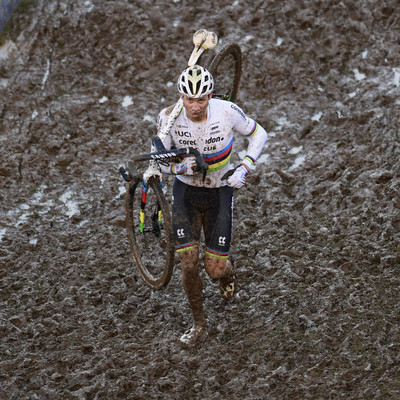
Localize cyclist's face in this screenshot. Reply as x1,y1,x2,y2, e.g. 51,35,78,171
181,94,212,122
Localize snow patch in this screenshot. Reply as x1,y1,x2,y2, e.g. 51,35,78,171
349,90,357,98
244,35,255,42
0,40,18,60
143,114,155,123
289,154,306,171
0,228,6,241
0,78,8,88
288,146,303,155
353,68,366,81
4,186,55,228
41,58,51,90
59,189,80,218
84,1,94,12
257,154,269,164
311,112,322,122
115,184,126,200
393,68,400,87
122,96,133,107
275,115,292,131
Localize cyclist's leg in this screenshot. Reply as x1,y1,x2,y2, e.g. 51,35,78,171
204,253,232,280
172,179,207,338
178,247,206,327
172,178,200,254
203,186,234,280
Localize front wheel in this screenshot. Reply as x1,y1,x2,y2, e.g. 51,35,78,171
208,42,242,103
125,175,175,290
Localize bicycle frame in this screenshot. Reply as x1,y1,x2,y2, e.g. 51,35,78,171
120,141,209,236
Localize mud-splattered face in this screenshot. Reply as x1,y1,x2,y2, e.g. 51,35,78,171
180,93,212,122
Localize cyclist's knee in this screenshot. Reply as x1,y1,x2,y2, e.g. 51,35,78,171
204,254,230,280
178,245,200,272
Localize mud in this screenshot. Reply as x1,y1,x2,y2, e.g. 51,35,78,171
1,0,400,399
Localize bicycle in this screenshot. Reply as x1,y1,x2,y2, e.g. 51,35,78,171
119,30,242,290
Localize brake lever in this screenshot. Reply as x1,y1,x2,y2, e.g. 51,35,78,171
119,166,131,182
187,147,209,181
221,167,236,181
119,161,143,183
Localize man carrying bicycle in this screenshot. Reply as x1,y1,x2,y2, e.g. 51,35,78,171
157,65,268,345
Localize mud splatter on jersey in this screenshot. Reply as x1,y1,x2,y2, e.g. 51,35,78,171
158,98,267,188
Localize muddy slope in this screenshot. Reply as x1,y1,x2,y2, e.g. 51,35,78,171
1,0,400,399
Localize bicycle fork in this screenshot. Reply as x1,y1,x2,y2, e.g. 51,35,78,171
139,180,163,237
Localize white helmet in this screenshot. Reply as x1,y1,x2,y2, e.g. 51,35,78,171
177,65,214,98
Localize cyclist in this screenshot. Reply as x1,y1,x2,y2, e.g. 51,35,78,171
157,65,268,345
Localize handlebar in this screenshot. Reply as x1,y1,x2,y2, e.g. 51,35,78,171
119,142,209,183
150,136,208,173
131,147,208,173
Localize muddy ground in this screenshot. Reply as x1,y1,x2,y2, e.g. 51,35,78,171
1,0,400,399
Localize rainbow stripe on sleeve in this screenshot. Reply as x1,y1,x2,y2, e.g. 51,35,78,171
246,121,258,137
244,155,256,165
203,138,233,173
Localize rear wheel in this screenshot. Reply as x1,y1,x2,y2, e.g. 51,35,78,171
125,175,174,290
208,42,242,103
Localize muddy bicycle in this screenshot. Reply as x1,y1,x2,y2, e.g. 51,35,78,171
120,31,242,290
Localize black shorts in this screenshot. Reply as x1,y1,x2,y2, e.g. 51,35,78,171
172,178,234,259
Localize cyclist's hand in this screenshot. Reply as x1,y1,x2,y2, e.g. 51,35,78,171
171,157,197,175
227,164,249,189
184,157,198,175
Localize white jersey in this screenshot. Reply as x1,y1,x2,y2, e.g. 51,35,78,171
157,98,268,188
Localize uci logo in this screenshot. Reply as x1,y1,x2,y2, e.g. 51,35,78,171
175,130,192,137
177,229,185,238
218,236,226,246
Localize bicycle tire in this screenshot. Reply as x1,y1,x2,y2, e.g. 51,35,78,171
125,175,175,290
207,42,242,103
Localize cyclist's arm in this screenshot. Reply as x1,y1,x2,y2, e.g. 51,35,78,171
230,104,268,171
240,121,268,171
225,112,267,188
